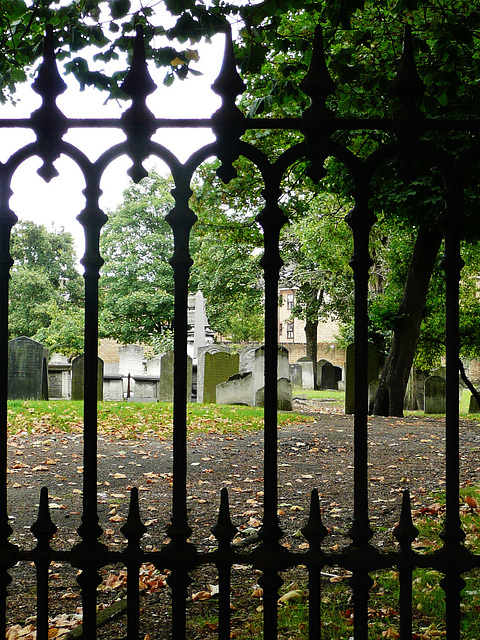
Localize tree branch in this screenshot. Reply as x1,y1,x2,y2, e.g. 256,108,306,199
458,359,480,410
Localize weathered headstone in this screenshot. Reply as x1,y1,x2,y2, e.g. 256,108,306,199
132,375,158,401
344,343,380,414
157,351,193,403
48,353,71,400
8,337,47,400
103,374,124,401
118,345,144,376
255,378,293,411
187,291,215,362
404,369,429,411
145,355,161,377
319,361,342,390
316,359,329,389
424,375,446,414
203,351,239,404
239,345,258,374
289,363,302,389
71,355,104,401
297,357,314,390
104,362,120,375
197,345,230,403
368,379,379,414
469,389,480,413
216,372,253,406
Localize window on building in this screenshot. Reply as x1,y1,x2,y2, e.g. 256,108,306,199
279,323,283,336
287,293,294,310
286,323,294,340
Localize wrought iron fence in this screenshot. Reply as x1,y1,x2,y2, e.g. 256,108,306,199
0,20,478,640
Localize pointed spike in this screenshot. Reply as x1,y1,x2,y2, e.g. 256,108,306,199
300,25,335,104
31,487,57,545
211,488,237,547
32,25,67,99
211,26,246,184
121,487,147,544
301,489,328,546
393,490,419,551
212,25,246,100
300,25,335,185
391,25,425,101
121,25,157,99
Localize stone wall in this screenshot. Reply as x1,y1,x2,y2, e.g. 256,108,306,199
278,342,346,367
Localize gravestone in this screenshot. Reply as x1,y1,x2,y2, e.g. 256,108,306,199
48,353,71,400
319,361,342,390
104,362,119,375
252,346,290,405
216,372,253,406
132,375,158,401
197,345,230,403
8,337,47,400
316,359,329,389
289,364,302,389
187,291,215,362
103,374,124,401
469,390,480,413
157,351,193,403
239,345,258,374
424,375,446,414
404,369,429,411
368,379,379,414
255,378,293,411
146,355,161,377
71,355,104,401
119,345,144,395
203,351,239,404
297,357,314,390
344,343,379,414
118,345,144,376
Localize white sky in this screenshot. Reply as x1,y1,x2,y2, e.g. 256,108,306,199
0,29,225,258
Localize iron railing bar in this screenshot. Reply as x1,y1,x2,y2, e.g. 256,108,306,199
441,197,466,640
2,116,480,132
0,191,16,638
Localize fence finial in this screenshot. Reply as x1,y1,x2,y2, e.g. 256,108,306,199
121,487,147,546
31,486,58,549
211,25,246,184
121,25,157,183
300,25,336,183
301,488,328,547
31,25,68,182
212,488,237,551
391,25,426,181
393,489,419,551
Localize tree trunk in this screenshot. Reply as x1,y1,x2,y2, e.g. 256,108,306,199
305,318,318,389
372,225,443,417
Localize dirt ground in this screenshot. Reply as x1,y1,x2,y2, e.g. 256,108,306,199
5,398,480,638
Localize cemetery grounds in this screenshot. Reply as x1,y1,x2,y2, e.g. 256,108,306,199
4,393,480,640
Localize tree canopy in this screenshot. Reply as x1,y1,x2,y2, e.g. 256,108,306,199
9,220,85,355
3,1,480,413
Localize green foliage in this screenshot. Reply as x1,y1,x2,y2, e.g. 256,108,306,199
190,160,265,343
99,167,265,345
9,221,84,356
99,172,175,345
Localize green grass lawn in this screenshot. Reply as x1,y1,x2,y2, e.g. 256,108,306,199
5,399,313,437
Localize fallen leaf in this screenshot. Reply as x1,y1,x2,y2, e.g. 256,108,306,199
465,495,478,509
278,589,304,604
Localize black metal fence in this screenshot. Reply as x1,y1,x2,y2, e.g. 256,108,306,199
0,22,478,640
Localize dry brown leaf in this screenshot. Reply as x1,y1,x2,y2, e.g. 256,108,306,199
278,589,304,604
382,629,400,639
465,495,478,509
251,586,263,598
192,591,211,601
